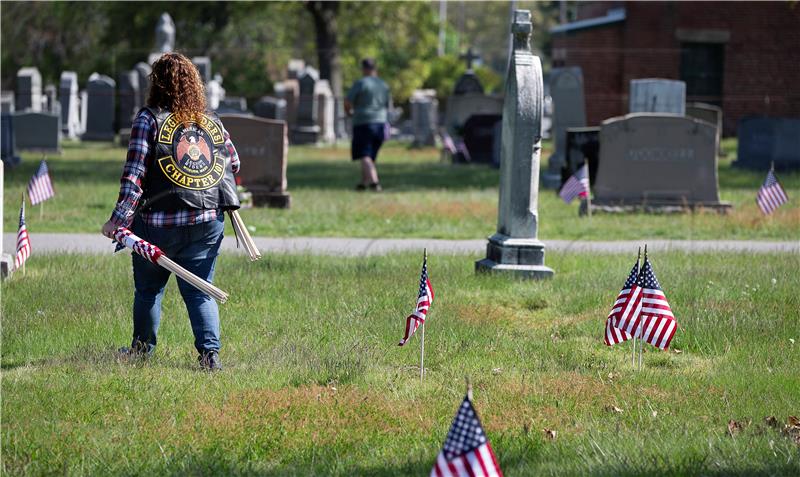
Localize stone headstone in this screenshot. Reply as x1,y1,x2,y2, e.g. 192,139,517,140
409,89,438,147
274,79,299,131
0,160,10,279
134,62,152,100
544,67,587,188
59,71,81,138
462,114,502,164
192,56,212,83
593,113,729,209
293,67,321,144
453,73,484,96
79,90,88,135
216,96,247,114
315,79,336,144
287,59,305,80
13,111,61,151
218,114,290,208
206,74,225,111
734,117,800,172
82,73,116,141
475,10,554,279
629,79,686,115
686,102,724,156
564,126,600,186
117,70,141,130
1,113,20,166
253,96,287,120
16,67,42,112
155,12,175,53
444,93,503,137
43,84,59,114
1,91,15,114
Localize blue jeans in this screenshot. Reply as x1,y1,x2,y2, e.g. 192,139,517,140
130,215,224,355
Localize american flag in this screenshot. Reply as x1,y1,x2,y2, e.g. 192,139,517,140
27,159,55,205
756,169,788,215
604,258,639,346
113,227,164,264
14,200,31,270
610,258,644,339
634,257,677,350
399,252,434,346
559,162,589,204
431,395,503,477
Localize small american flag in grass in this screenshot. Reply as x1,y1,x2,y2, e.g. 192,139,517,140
559,162,589,204
756,169,788,215
635,257,677,350
431,395,503,477
399,252,434,346
604,258,639,346
27,159,55,205
15,199,31,270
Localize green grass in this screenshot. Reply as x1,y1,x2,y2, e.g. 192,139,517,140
2,139,798,240
2,251,799,475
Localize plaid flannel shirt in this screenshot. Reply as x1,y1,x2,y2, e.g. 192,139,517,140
109,109,240,228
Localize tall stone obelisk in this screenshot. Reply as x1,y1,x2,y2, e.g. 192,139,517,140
475,10,554,279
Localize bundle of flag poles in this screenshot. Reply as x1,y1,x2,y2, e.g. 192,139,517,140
113,227,229,303
228,210,261,261
604,245,676,369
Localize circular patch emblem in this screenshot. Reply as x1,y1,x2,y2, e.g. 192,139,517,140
156,119,226,191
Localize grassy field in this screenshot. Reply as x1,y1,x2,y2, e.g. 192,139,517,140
2,251,799,475
2,139,798,240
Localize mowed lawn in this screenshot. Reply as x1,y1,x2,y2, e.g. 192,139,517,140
2,139,798,240
2,251,799,475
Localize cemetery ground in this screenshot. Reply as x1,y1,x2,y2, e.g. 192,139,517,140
2,138,798,241
2,250,799,476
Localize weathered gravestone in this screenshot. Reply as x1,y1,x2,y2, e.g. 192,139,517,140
0,160,10,279
206,74,225,111
315,79,336,144
117,70,141,130
274,79,299,132
16,67,42,112
253,96,287,121
192,56,212,83
148,13,175,64
544,67,587,188
629,79,685,115
444,94,503,137
292,67,321,144
287,59,305,80
219,114,290,208
463,114,502,165
564,126,599,185
475,10,554,279
43,84,59,115
13,111,61,152
217,97,247,114
686,102,723,156
409,89,438,147
734,117,800,172
79,90,88,136
59,71,81,138
454,48,485,95
82,73,116,141
134,62,152,100
593,114,730,210
1,113,20,166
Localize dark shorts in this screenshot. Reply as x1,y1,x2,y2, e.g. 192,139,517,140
351,123,386,161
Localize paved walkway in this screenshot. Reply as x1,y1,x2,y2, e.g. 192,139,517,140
3,233,798,256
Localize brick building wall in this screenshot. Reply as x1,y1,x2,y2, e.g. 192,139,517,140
551,1,800,135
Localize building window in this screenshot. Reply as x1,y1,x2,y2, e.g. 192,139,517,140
680,42,725,105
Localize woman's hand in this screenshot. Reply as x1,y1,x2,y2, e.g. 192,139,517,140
101,220,119,239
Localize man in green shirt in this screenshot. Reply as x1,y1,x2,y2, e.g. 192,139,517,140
345,58,391,191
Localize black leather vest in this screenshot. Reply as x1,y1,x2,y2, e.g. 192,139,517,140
142,107,240,212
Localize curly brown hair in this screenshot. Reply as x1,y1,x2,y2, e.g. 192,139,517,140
147,53,206,121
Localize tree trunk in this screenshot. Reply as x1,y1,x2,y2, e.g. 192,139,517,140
306,1,346,138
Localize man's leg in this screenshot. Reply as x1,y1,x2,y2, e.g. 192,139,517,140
361,156,379,185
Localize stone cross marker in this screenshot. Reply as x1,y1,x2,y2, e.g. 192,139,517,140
476,10,554,279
